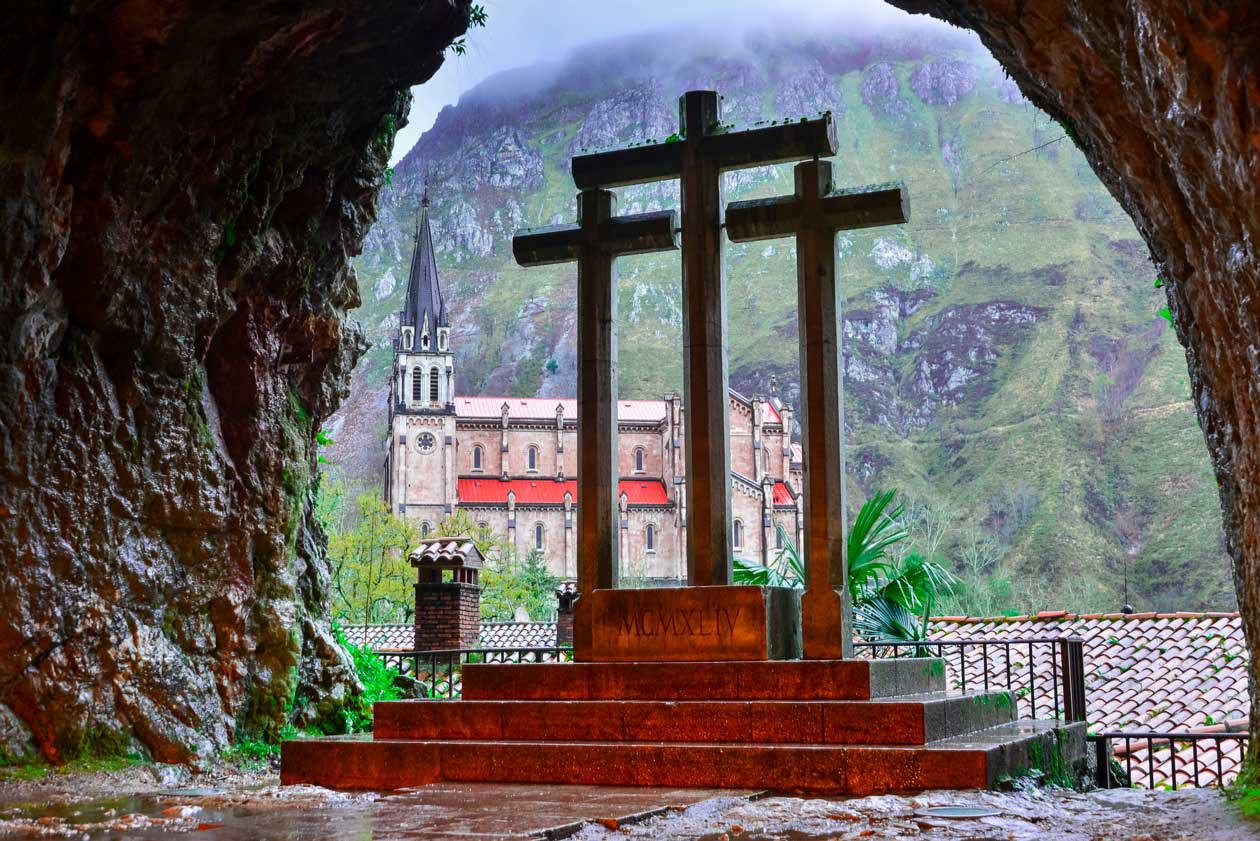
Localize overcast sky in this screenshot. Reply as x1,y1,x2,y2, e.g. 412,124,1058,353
392,0,932,163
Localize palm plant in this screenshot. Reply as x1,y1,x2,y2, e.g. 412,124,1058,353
733,489,954,644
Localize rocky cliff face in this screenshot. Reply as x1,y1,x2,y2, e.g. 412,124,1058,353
890,0,1260,780
0,0,468,763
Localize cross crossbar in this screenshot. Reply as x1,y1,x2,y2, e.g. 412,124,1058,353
725,182,908,241
572,119,836,189
513,210,679,265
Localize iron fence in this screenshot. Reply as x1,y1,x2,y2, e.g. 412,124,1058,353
854,637,1088,723
1089,730,1251,790
378,646,573,699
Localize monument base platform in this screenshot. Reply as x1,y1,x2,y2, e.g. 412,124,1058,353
281,658,1086,794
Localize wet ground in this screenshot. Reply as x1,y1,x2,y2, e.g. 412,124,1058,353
0,763,1254,839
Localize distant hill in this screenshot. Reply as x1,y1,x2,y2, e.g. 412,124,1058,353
326,19,1235,612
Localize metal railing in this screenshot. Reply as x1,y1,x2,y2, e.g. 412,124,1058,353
854,637,1088,723
1089,730,1251,790
378,646,574,699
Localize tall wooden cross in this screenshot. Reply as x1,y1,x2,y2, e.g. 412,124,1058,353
512,191,678,635
572,90,836,586
727,160,909,658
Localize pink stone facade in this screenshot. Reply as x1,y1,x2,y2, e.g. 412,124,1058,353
385,391,803,582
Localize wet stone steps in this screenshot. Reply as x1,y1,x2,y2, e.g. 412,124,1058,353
281,721,1086,793
374,691,1019,746
460,657,945,701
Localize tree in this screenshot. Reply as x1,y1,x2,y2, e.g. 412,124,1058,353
733,489,954,643
328,493,417,637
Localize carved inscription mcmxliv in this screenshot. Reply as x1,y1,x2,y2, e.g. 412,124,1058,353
581,585,801,662
618,605,742,639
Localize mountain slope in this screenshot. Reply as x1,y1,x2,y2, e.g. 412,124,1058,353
327,21,1235,612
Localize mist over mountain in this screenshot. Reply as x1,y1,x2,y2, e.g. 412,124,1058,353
326,19,1235,613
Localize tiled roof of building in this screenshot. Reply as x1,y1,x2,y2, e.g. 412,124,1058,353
772,481,794,506
479,621,557,649
454,393,784,425
928,611,1249,789
457,478,670,506
454,397,667,423
344,622,557,652
408,538,483,567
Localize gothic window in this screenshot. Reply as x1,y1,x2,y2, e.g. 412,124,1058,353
534,523,545,551
438,331,447,351
429,368,440,401
634,447,645,473
527,445,539,472
472,445,483,471
402,328,413,350
646,524,656,553
411,367,423,401
421,333,430,350
420,521,431,537
775,526,783,550
733,519,744,550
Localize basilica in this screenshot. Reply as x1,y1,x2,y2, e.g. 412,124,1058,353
384,195,803,581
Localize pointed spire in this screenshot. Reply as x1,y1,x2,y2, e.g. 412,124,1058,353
402,169,446,332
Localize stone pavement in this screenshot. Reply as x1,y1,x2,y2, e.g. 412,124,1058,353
1,771,1255,839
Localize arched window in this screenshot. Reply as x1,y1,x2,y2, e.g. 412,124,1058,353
534,523,545,551
438,331,447,351
429,368,440,402
411,366,423,401
420,521,431,537
775,526,783,550
472,445,483,471
527,445,539,472
634,447,645,473
733,519,744,550
646,524,656,553
421,332,430,350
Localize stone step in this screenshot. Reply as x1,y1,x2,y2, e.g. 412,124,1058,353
461,657,944,702
280,721,1086,794
373,691,1018,746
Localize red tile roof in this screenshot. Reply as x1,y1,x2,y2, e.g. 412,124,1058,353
457,478,670,506
455,397,668,423
349,622,557,652
771,481,794,506
454,394,784,425
928,611,1249,788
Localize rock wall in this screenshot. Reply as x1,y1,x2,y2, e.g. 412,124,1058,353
0,0,469,762
889,0,1260,771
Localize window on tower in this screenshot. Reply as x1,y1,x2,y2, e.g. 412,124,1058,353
472,445,483,471
420,521,431,537
429,368,439,401
438,331,447,351
411,367,423,402
733,519,744,550
421,333,430,350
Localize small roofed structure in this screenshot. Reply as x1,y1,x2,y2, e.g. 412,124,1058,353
409,537,484,585
409,537,485,650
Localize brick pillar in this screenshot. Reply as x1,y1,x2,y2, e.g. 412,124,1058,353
413,581,481,651
555,583,578,647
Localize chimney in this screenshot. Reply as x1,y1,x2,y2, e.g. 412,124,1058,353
555,582,578,647
410,538,485,651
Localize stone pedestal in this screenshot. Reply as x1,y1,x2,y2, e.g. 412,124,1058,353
413,582,481,651
575,585,800,662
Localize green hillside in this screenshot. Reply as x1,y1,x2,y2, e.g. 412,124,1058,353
326,24,1236,613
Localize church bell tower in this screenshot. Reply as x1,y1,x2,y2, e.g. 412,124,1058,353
385,184,456,530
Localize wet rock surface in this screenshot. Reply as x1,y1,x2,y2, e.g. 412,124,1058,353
889,0,1260,777
0,774,1252,840
0,0,468,761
